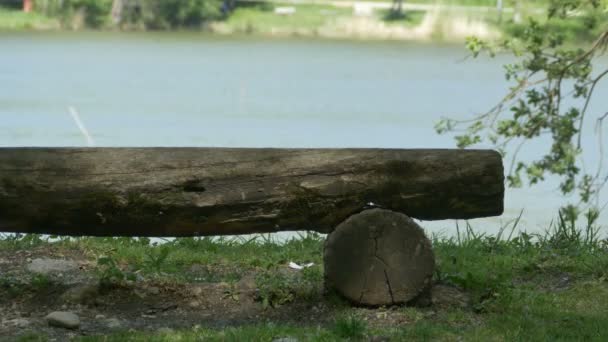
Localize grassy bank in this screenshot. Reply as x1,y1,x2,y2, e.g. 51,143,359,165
0,7,58,30
215,2,607,42
214,3,353,35
211,2,500,41
207,4,502,42
1,215,607,341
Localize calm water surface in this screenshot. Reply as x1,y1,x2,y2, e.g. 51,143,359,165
1,32,606,236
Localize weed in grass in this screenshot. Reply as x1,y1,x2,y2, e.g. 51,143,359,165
0,233,47,249
541,206,602,251
396,320,457,340
95,253,135,287
222,282,241,302
30,273,52,290
1,276,24,298
295,265,323,301
332,314,367,340
144,244,172,274
15,332,48,342
400,306,426,323
255,270,295,309
172,236,219,251
1,273,53,299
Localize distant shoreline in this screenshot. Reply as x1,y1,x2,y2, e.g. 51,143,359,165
209,5,502,42
0,3,506,43
0,2,600,44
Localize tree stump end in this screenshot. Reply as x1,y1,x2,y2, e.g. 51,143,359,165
324,208,435,306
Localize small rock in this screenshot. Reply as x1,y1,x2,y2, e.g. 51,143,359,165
27,258,78,275
555,274,571,290
188,300,201,308
95,314,106,320
432,285,470,309
191,286,203,297
45,311,80,330
375,311,388,319
147,286,160,295
188,264,206,273
215,282,230,291
4,318,30,328
133,289,147,299
273,338,298,342
61,284,99,304
237,273,256,291
106,318,122,329
157,327,174,334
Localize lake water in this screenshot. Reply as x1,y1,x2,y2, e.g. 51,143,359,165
1,32,606,238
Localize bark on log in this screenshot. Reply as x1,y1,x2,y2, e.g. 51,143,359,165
324,209,435,306
0,148,504,236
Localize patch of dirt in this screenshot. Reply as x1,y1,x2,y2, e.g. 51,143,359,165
515,270,575,293
1,246,471,340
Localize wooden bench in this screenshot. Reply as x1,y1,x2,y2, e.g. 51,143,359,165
0,147,504,306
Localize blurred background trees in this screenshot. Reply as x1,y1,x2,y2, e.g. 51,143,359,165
30,0,228,29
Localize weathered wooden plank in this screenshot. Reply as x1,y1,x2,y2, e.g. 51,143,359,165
0,148,504,236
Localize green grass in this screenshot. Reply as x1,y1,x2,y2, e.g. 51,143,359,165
405,0,508,6
312,0,542,6
331,314,367,339
0,8,59,30
72,324,347,341
222,3,353,34
2,209,608,341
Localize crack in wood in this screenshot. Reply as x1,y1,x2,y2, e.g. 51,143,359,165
383,269,395,304
359,268,369,303
373,229,395,304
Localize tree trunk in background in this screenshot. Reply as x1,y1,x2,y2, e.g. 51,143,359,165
391,0,404,15
111,0,123,24
513,0,522,23
23,0,33,12
0,148,504,237
496,0,503,23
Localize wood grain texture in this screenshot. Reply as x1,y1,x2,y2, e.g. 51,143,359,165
324,209,435,306
0,148,504,236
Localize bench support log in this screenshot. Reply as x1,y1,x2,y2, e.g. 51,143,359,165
324,209,435,306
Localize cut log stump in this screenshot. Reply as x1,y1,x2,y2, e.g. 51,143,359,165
324,208,435,306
